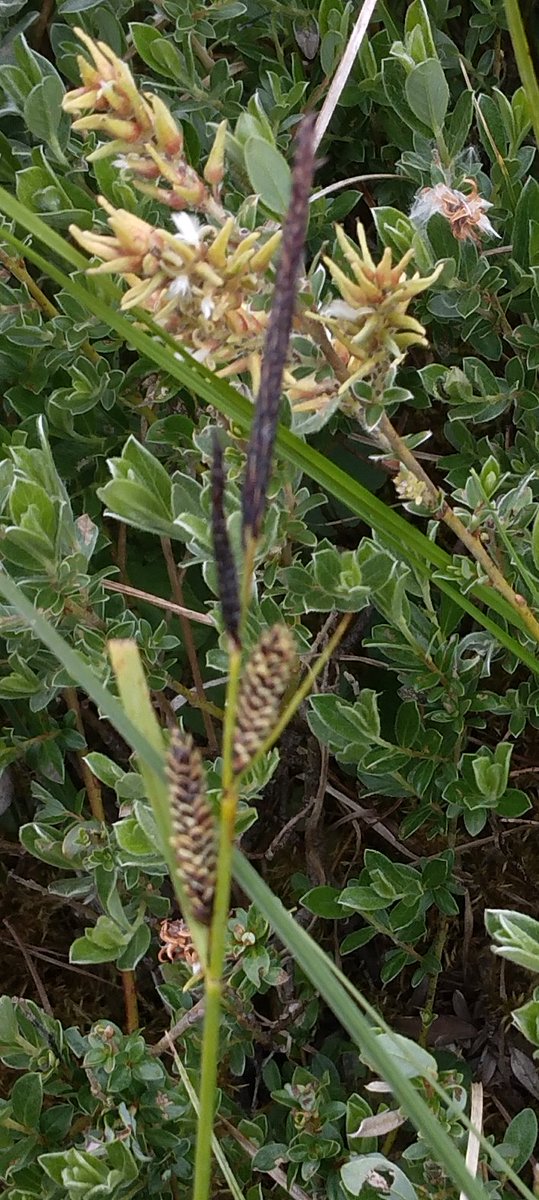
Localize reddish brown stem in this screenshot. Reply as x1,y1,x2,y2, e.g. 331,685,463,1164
64,687,105,821
121,970,139,1032
102,578,214,625
161,537,218,753
313,326,539,647
117,521,128,584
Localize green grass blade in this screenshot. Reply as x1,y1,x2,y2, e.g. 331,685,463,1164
0,566,501,1200
234,851,537,1200
504,0,539,148
233,852,490,1200
173,1054,246,1200
0,188,537,671
0,569,162,776
108,639,209,965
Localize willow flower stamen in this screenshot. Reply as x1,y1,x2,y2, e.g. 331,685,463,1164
308,220,443,395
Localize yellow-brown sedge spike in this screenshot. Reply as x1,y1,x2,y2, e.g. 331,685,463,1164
167,731,216,926
233,625,296,774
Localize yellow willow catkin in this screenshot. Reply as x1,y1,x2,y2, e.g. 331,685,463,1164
167,731,216,925
233,625,296,774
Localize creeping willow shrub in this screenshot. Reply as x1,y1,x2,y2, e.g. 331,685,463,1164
2,4,539,1200
63,28,442,424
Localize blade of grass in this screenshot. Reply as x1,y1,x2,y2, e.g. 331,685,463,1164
108,639,209,967
0,196,519,575
0,566,533,1200
4,186,445,562
0,189,538,670
0,570,162,776
325,941,537,1199
171,1046,246,1200
504,0,539,149
232,850,490,1200
233,851,538,1200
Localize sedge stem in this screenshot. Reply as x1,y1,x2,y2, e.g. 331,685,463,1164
193,637,242,1200
194,533,259,1199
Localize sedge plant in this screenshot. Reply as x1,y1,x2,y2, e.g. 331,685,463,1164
2,4,539,1200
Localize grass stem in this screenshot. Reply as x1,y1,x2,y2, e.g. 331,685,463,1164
504,0,539,150
193,641,242,1200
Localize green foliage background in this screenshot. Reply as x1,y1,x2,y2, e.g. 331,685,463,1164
1,1,539,1198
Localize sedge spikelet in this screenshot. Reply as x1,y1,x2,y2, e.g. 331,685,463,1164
233,624,296,774
167,730,216,925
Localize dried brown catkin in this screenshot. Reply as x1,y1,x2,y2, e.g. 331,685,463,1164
233,624,296,774
167,730,216,925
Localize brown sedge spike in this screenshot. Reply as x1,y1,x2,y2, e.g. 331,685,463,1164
211,432,241,645
167,730,216,926
241,114,317,544
232,624,296,774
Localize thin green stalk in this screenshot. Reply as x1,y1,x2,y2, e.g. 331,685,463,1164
194,105,316,1185
194,534,261,1198
504,0,539,150
193,638,243,1200
193,973,223,1200
172,1048,245,1200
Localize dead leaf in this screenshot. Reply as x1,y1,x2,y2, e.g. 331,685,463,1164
351,1109,407,1139
509,1046,539,1099
294,23,320,60
396,1015,477,1045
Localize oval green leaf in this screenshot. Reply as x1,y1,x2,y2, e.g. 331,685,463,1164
244,136,291,215
405,59,449,132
